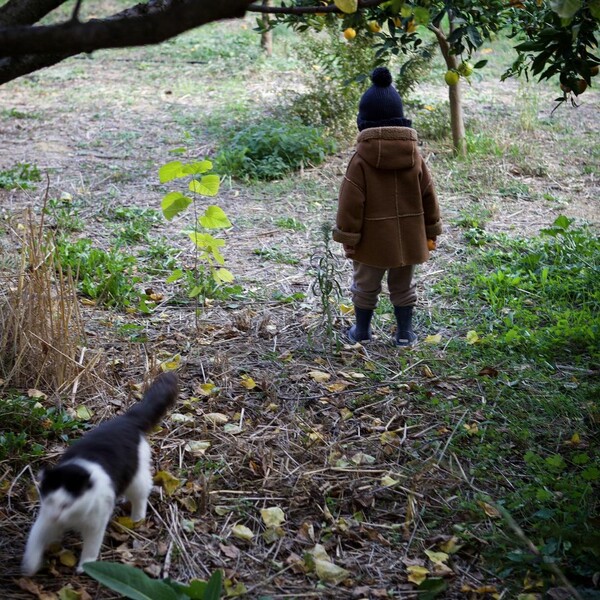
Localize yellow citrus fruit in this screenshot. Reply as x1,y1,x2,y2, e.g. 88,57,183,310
343,27,356,40
458,61,474,77
368,21,382,33
427,239,437,251
444,70,460,86
590,65,599,76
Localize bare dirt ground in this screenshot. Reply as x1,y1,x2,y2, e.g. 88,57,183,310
0,19,598,600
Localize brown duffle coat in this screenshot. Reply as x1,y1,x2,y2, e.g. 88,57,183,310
332,127,442,268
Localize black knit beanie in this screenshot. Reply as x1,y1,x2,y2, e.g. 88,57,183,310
357,67,412,131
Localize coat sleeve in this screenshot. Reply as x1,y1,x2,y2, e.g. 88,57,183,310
420,159,442,238
332,157,365,247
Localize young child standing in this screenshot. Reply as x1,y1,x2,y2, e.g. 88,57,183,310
333,67,442,346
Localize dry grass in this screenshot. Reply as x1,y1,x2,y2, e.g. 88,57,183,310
0,203,104,401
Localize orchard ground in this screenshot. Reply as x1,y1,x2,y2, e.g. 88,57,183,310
0,11,598,600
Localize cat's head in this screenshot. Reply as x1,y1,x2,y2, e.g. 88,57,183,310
39,463,94,523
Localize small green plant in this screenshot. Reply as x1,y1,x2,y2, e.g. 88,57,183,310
253,246,300,265
310,223,344,345
43,195,84,232
55,238,141,309
275,217,306,231
0,163,41,190
111,206,161,245
214,120,335,181
83,561,223,600
159,159,234,306
0,394,84,464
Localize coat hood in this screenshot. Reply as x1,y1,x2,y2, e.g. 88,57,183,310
355,126,418,170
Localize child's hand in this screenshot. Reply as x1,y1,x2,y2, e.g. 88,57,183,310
343,244,356,257
427,239,437,251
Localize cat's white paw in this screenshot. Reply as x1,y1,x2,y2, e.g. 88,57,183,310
21,555,42,577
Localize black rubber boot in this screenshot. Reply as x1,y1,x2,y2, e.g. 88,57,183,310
347,306,373,343
394,305,417,347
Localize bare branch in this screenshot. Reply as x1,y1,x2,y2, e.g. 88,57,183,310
0,0,254,57
0,0,68,27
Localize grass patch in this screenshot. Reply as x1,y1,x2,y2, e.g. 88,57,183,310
55,238,141,309
0,163,41,190
214,119,336,181
427,215,600,592
0,393,85,465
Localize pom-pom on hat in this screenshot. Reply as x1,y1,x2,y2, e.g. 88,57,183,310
357,67,412,131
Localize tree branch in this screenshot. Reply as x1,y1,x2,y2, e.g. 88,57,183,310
0,0,68,27
0,0,254,57
248,0,385,13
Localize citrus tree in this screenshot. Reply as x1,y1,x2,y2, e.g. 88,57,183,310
254,0,600,155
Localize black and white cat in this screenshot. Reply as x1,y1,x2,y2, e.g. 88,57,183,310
22,371,178,576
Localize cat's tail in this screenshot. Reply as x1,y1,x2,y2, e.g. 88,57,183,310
126,372,179,432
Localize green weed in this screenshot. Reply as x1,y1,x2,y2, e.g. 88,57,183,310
275,217,306,231
0,393,85,465
253,246,299,265
428,215,600,590
43,196,84,232
55,238,141,308
0,163,41,190
215,119,336,181
111,206,161,245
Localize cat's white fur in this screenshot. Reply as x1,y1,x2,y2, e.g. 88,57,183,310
22,437,152,576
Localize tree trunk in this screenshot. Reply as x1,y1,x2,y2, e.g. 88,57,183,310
429,20,467,157
447,57,467,157
260,0,272,56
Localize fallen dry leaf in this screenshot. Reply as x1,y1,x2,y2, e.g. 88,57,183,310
153,470,181,496
308,370,331,383
231,524,254,542
240,374,257,390
260,506,286,528
478,500,502,519
58,549,77,568
204,412,229,426
185,440,211,456
406,564,429,585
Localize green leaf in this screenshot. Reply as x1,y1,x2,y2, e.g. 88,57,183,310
166,268,185,284
189,174,220,197
205,570,223,600
199,206,232,229
175,578,208,600
545,454,566,471
417,577,448,599
189,285,203,298
159,161,185,183
549,0,582,19
553,215,572,230
182,160,213,176
82,562,180,600
413,6,430,25
213,268,234,284
334,0,357,14
473,60,488,69
161,192,193,221
581,466,600,481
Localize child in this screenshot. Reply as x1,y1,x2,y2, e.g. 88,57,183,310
333,67,442,346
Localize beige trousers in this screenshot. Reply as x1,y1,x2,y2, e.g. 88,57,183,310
351,262,416,310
